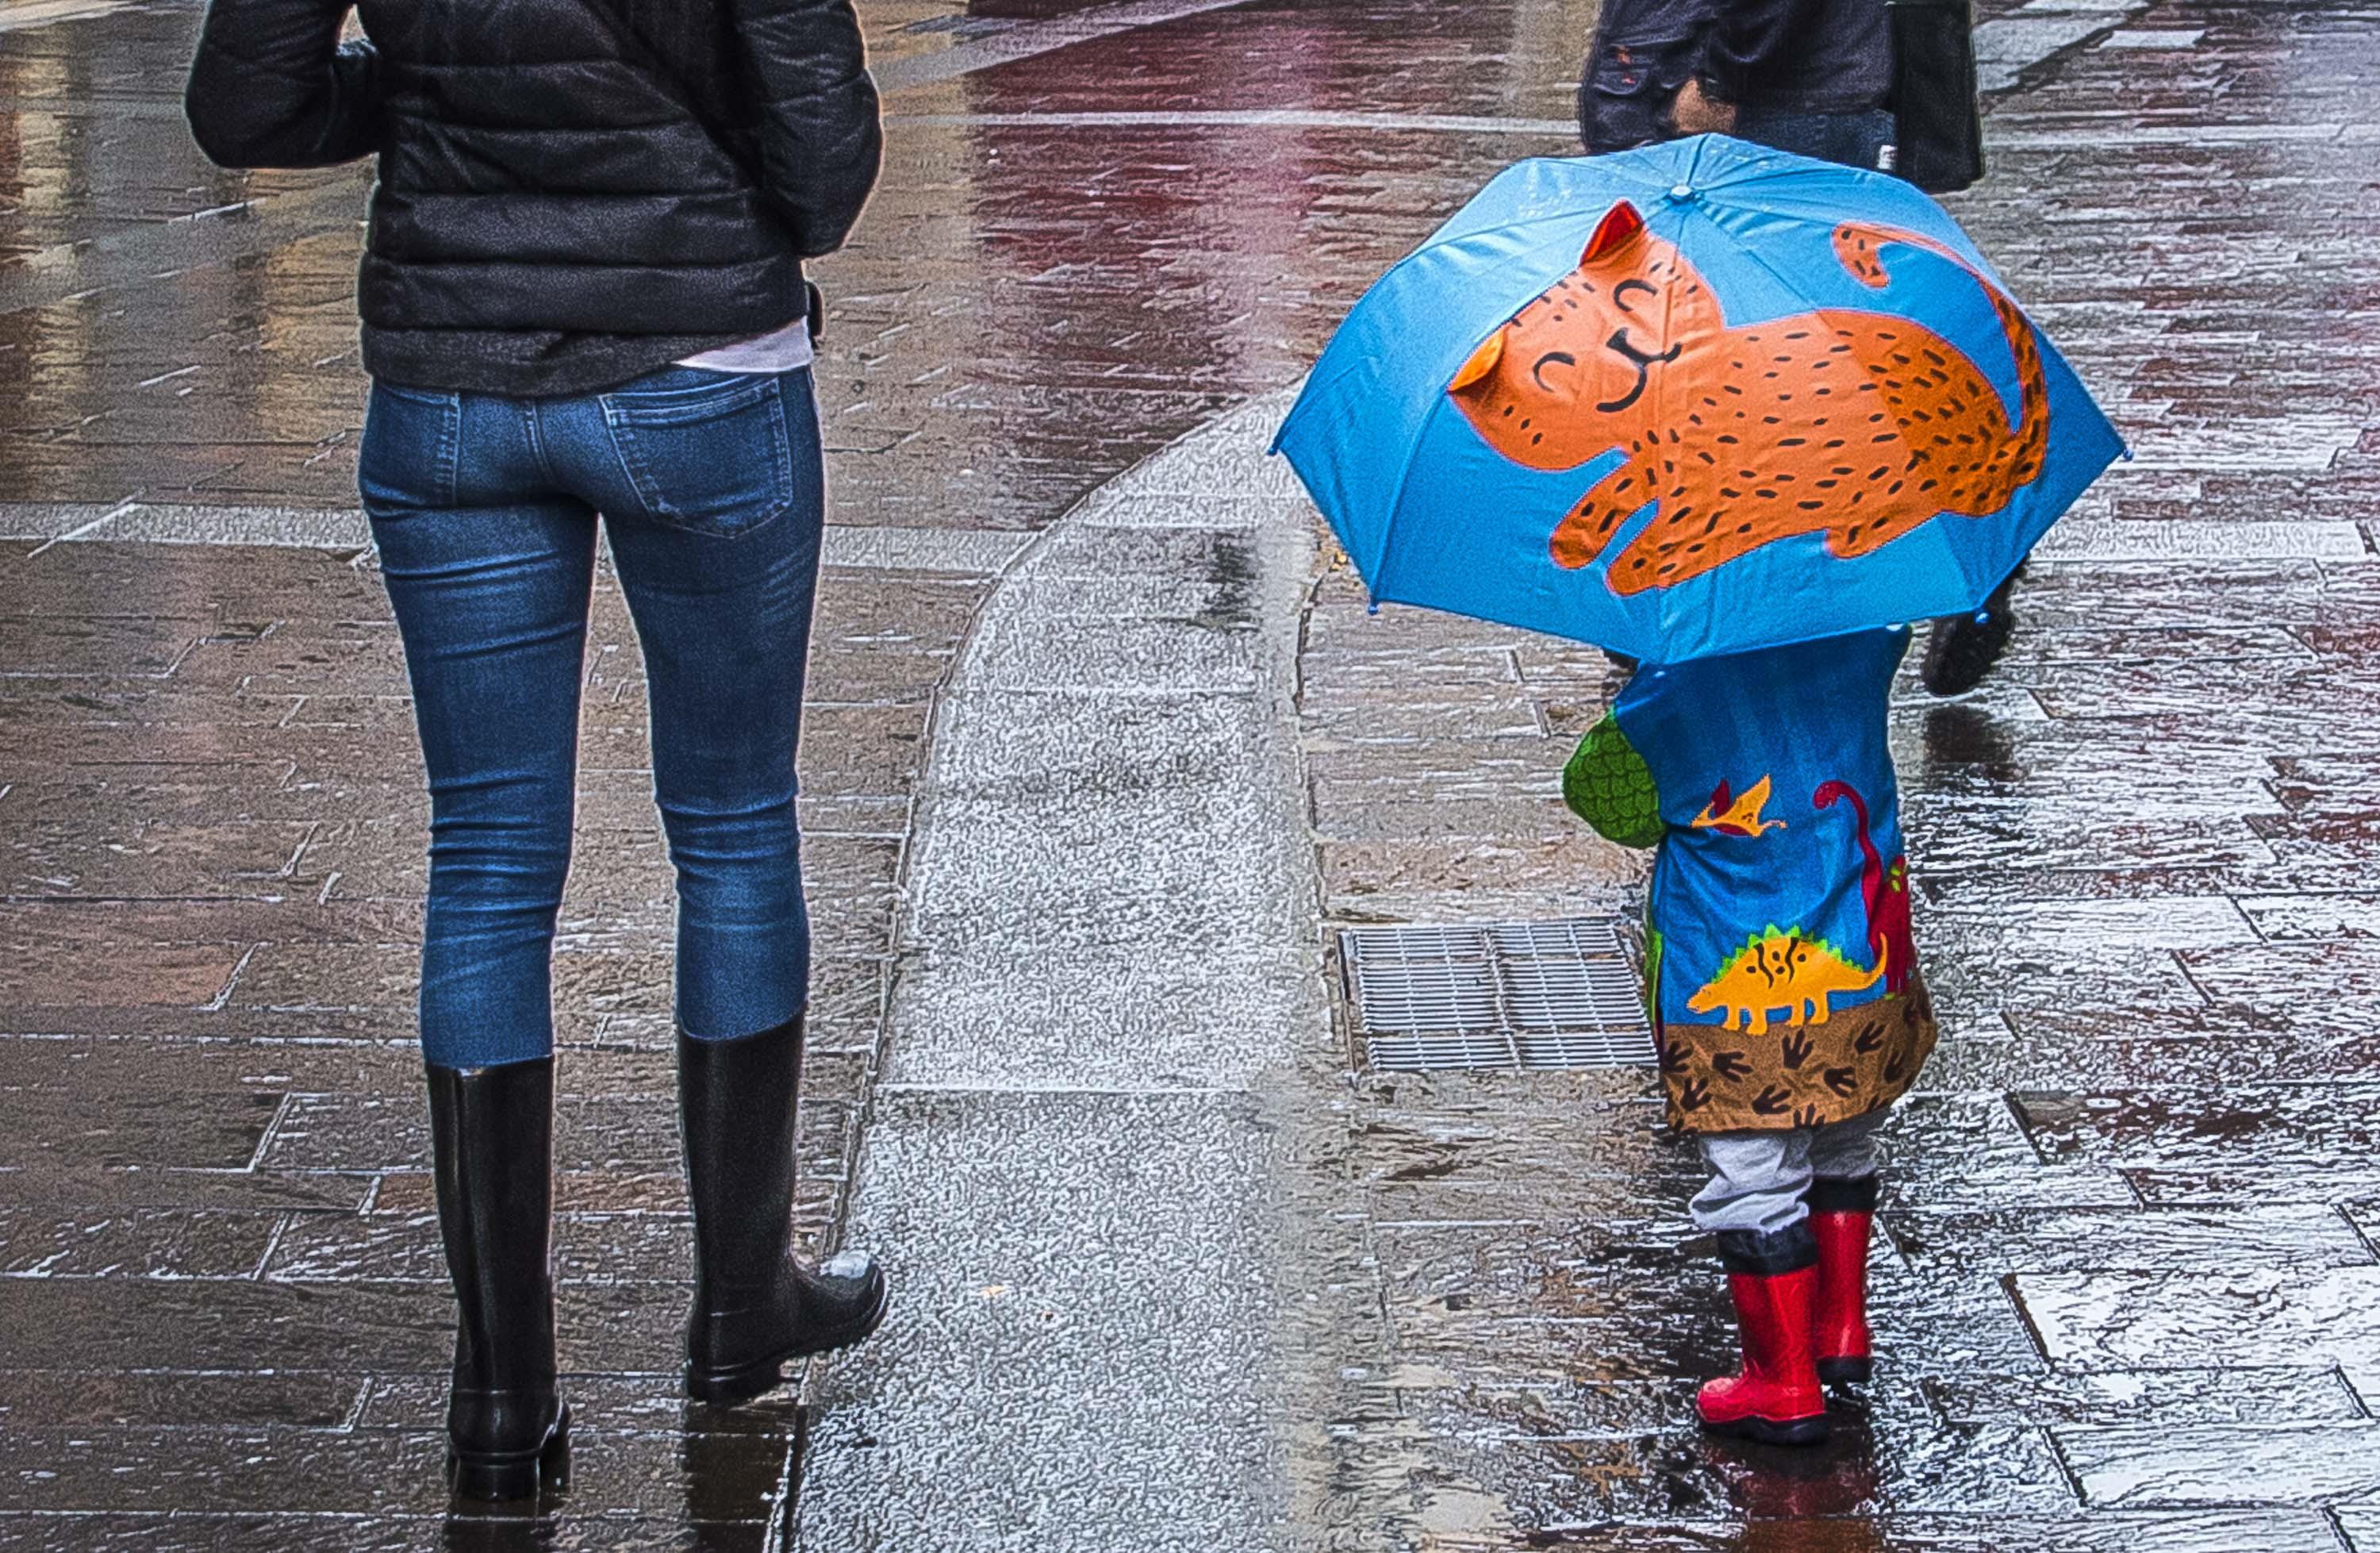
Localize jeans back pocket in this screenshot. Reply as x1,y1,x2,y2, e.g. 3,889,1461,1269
360,382,463,516
600,373,797,539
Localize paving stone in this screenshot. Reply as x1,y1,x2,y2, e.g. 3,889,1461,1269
1888,1205,2370,1274
2014,1265,2380,1373
1422,1405,2081,1527
2123,1163,2380,1209
0,1206,280,1278
792,1087,1292,1552
0,1090,283,1171
1320,832,1642,919
0,1369,368,1431
0,1422,789,1518
2053,1420,2380,1509
2011,1086,2380,1169
0,1517,774,1552
0,1278,455,1373
2334,1506,2380,1553
1925,1366,2367,1430
1430,1513,2350,1551
1930,1027,2380,1094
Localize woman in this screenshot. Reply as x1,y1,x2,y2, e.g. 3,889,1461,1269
186,0,889,1501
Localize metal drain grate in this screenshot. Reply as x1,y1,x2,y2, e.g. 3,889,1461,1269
1341,918,1656,1072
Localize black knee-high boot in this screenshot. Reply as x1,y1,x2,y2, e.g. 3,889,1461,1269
428,1059,570,1499
678,1017,889,1405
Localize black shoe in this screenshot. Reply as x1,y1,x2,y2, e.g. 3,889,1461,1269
427,1059,571,1501
1922,571,2021,697
678,1017,890,1405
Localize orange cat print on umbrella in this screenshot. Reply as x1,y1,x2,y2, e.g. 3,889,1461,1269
1447,200,2049,593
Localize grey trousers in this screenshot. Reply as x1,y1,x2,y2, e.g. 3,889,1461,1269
1691,1109,1889,1236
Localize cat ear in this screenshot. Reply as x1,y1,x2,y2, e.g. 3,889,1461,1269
1582,200,1646,264
1449,329,1504,392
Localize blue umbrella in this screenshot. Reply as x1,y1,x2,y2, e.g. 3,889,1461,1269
1273,135,2124,663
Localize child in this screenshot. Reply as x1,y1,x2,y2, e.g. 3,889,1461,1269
1564,625,1937,1447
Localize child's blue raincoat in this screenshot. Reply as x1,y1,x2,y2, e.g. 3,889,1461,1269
1567,628,1937,1132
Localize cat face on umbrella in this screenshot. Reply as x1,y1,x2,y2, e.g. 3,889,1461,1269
1449,202,1723,467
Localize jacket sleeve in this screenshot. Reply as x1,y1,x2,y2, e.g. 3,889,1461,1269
186,0,379,169
1564,715,1668,849
1695,0,1821,102
733,0,884,257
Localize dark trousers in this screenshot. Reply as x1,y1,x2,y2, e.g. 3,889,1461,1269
1735,106,1898,173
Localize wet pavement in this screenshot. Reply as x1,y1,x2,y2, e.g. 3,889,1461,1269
4,0,2380,1546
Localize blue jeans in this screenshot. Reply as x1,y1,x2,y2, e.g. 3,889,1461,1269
360,365,824,1069
1735,107,1897,174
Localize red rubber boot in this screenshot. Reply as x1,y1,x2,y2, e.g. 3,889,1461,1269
1807,1175,1878,1386
1697,1225,1829,1447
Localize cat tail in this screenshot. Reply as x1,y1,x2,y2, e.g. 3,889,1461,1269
1832,224,2050,483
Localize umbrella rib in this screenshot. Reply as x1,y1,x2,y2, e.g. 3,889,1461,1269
1367,381,1447,593
1403,163,1691,269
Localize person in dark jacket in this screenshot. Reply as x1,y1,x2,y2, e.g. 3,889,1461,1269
1579,0,1892,167
187,0,889,1501
1577,0,2020,694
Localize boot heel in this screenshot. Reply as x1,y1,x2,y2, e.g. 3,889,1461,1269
789,1261,892,1359
1709,1411,1831,1447
447,1406,570,1501
688,1356,785,1406
1818,1354,1872,1386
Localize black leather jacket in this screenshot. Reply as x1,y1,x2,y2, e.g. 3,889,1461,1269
1580,0,1891,152
186,0,881,395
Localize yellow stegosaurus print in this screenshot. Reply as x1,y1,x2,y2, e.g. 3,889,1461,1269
1685,926,1887,1036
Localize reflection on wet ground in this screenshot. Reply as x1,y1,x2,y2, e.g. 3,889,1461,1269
3,0,2380,1544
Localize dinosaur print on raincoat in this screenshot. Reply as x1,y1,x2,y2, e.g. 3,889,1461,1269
1686,927,1887,1036
1691,774,1786,836
1446,201,2049,594
1815,778,1914,994
1561,631,1937,1133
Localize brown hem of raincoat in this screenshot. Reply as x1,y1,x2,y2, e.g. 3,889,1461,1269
1658,972,1939,1133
